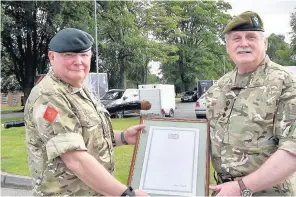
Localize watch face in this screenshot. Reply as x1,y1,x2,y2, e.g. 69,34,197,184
241,189,253,197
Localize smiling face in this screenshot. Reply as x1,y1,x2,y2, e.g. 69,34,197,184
226,31,267,73
48,51,92,87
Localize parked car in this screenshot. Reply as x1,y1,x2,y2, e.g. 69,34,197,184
195,94,206,118
181,91,198,102
100,89,139,118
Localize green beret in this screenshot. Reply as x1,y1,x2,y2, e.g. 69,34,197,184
49,28,94,53
223,11,264,34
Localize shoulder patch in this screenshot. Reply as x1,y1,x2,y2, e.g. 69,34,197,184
43,105,58,123
292,105,296,115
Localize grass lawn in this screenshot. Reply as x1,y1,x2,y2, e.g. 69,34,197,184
1,106,23,114
111,117,140,130
1,116,215,185
1,126,29,176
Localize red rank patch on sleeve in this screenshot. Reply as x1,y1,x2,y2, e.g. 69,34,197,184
43,106,58,123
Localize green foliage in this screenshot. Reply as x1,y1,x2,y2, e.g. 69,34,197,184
267,33,296,66
146,1,232,92
95,1,177,89
2,1,233,96
1,1,93,102
291,10,296,53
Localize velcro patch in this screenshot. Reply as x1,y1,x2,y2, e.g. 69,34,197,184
292,105,296,115
43,106,58,123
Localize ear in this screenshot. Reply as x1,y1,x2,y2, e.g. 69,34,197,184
264,38,268,51
226,43,230,54
48,51,55,65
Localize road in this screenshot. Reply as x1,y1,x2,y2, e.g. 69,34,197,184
175,101,196,119
1,101,197,120
1,187,32,196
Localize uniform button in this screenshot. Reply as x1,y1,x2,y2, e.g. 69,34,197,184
224,107,228,111
223,113,226,117
226,100,230,106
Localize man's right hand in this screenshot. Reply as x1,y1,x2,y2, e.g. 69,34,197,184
135,189,150,196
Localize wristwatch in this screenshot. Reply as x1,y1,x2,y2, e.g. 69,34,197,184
120,131,129,145
238,179,253,197
121,186,136,196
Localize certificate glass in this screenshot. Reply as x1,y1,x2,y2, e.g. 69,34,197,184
128,117,210,196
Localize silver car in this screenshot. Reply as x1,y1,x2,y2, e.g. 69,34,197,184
195,94,206,118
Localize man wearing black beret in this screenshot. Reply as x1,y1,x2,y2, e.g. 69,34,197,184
24,28,149,196
205,11,296,196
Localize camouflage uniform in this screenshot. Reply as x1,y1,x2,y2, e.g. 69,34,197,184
205,55,296,196
24,70,116,196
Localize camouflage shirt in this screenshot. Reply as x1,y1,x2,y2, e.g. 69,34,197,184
24,70,116,196
205,56,296,196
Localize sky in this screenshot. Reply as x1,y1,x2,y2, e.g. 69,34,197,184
149,0,296,76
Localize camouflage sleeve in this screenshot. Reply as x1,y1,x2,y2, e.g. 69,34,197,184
32,94,87,160
274,76,296,155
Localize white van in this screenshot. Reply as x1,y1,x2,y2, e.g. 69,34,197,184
139,84,175,117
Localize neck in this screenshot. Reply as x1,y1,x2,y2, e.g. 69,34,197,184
52,69,84,87
237,55,265,74
237,65,258,74
68,80,83,88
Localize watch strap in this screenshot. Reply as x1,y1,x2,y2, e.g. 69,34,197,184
121,131,128,145
121,186,135,196
238,179,247,191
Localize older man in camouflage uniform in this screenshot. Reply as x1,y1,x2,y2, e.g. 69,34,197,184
24,28,149,196
205,11,296,196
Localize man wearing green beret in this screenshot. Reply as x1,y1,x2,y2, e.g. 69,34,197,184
24,28,149,196
205,11,296,196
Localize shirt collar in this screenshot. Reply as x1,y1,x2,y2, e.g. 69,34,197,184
48,69,84,94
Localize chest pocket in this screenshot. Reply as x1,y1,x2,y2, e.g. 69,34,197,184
75,102,104,149
224,86,278,147
246,86,278,121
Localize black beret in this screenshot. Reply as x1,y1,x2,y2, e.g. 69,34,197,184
49,28,94,53
223,11,264,34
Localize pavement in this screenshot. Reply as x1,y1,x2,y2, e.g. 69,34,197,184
1,187,32,196
1,172,32,190
1,112,24,119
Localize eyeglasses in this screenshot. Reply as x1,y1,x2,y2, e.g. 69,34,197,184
60,52,91,59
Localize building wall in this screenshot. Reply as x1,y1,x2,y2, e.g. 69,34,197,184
1,92,24,107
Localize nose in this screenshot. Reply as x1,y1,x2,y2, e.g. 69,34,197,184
239,37,248,46
73,54,83,64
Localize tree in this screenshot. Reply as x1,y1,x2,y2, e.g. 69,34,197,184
267,33,296,66
95,1,175,89
1,1,94,104
290,8,296,53
146,1,232,91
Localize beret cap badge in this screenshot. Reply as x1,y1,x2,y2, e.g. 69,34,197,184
223,11,264,34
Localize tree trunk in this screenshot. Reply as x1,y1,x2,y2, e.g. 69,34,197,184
177,50,189,91
23,87,33,107
143,57,149,84
119,57,126,89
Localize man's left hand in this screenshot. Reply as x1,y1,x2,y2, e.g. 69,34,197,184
209,181,241,196
124,124,145,145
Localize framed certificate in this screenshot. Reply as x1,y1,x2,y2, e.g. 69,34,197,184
128,117,210,196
